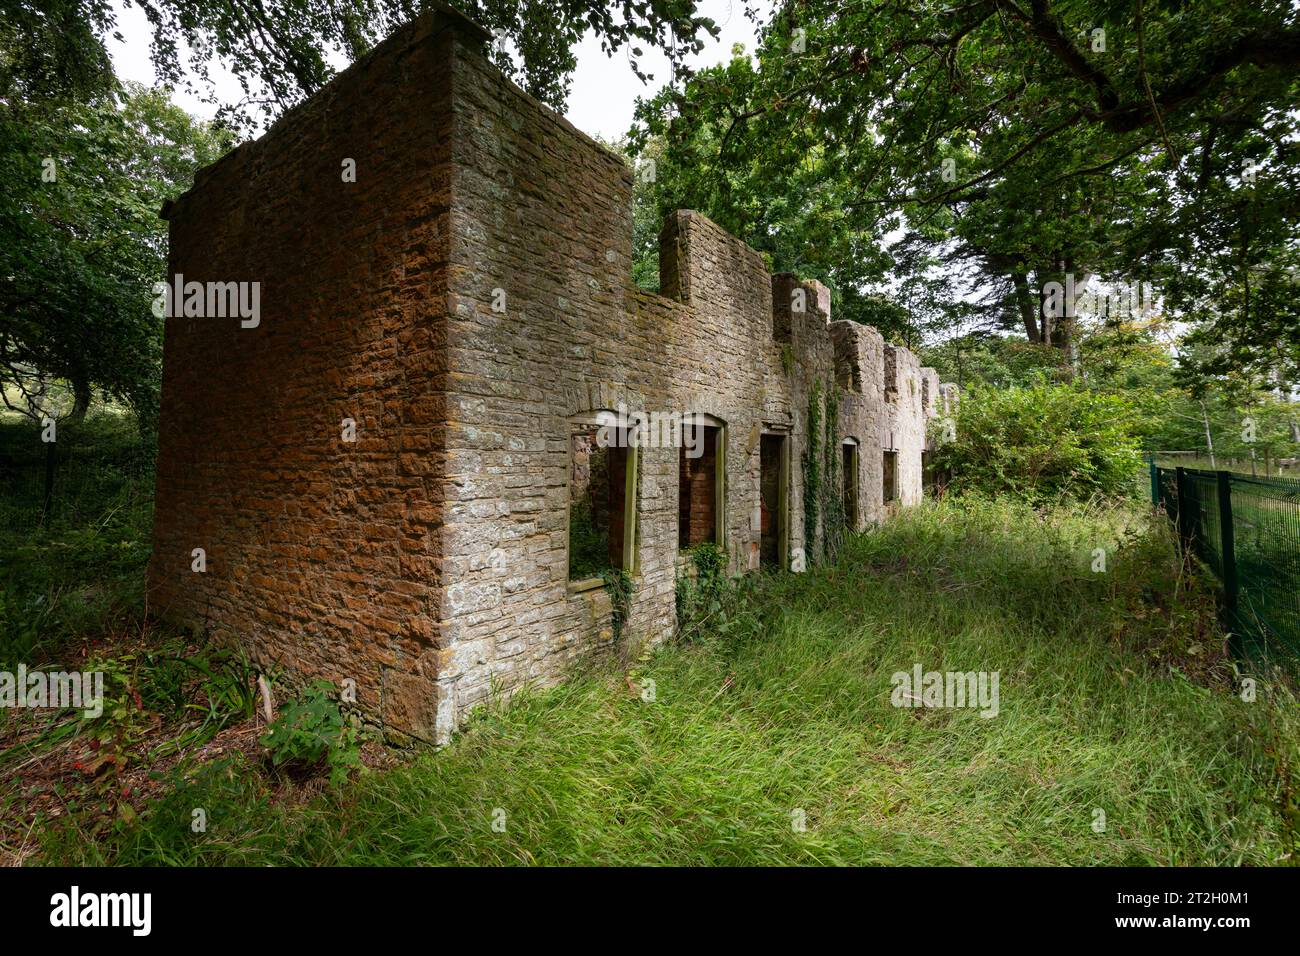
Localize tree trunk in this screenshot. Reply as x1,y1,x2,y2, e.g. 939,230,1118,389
1037,267,1054,347
1012,270,1040,343
1037,258,1090,360
68,378,91,426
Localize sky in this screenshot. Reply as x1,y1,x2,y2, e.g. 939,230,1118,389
106,0,770,144
565,0,765,141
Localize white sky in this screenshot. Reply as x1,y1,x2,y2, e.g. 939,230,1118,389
107,0,768,143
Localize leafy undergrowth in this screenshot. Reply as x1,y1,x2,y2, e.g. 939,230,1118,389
31,495,1300,866
0,415,383,864
0,622,388,866
0,414,155,670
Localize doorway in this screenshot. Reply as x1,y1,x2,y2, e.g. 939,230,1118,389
759,433,787,568
842,440,859,528
883,450,898,507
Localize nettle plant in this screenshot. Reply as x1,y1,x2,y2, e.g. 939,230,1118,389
675,541,728,640
260,680,362,786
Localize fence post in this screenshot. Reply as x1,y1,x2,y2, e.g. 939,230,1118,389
1217,471,1239,648
1174,467,1189,550
1149,457,1159,507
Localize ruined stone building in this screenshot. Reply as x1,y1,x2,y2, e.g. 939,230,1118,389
147,6,952,743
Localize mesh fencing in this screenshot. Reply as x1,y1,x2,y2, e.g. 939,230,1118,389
0,420,155,532
1153,462,1300,669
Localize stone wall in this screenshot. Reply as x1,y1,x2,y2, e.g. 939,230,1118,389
149,15,465,738
829,319,890,526
149,7,953,744
883,345,929,508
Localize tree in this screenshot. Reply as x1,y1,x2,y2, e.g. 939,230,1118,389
0,82,232,429
631,1,1299,366
629,49,905,335
0,0,116,103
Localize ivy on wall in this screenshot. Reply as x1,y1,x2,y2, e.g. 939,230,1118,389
801,378,847,566
602,567,634,643
820,383,845,563
802,379,822,564
675,542,727,640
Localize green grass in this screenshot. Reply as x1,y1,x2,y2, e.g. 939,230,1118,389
32,494,1299,866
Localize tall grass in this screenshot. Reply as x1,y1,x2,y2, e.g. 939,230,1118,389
41,496,1298,866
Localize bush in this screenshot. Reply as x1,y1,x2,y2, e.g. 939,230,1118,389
261,681,362,786
675,542,729,639
934,378,1142,501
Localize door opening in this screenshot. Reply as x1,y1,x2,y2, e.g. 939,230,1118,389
883,450,898,508
760,433,786,568
842,440,859,528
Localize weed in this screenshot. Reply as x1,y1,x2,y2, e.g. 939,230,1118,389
260,681,362,787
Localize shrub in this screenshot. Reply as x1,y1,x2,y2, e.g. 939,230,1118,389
260,681,362,786
675,541,728,639
934,378,1142,501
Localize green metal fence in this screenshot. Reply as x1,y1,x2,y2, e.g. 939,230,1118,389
1152,461,1300,669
